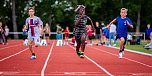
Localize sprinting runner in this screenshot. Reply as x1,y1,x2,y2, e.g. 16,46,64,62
107,8,133,58
44,23,51,45
73,5,95,58
24,7,43,60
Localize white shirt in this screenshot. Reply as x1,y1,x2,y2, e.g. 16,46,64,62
5,28,9,36
127,34,132,40
110,24,116,33
25,16,43,37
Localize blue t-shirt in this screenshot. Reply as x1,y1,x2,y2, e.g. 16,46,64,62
103,27,109,38
116,16,133,37
145,28,152,38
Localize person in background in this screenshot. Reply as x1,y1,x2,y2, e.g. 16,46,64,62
22,27,28,41
64,26,70,45
103,26,110,46
0,22,6,45
145,24,152,42
87,25,93,46
101,22,106,45
95,22,102,45
4,25,9,44
109,23,116,46
56,24,63,40
44,23,51,45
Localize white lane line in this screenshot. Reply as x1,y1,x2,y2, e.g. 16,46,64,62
109,46,152,56
68,45,113,76
41,41,54,76
92,47,152,68
0,48,28,62
0,44,22,50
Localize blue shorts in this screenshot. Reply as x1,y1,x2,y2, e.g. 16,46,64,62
56,34,62,39
116,34,127,45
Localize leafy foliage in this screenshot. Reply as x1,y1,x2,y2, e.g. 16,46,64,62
0,0,152,32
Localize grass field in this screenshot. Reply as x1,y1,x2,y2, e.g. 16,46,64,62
115,40,152,54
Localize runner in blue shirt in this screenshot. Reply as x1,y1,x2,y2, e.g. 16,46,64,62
107,8,133,58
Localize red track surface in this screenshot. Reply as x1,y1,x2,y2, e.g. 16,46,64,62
0,40,152,76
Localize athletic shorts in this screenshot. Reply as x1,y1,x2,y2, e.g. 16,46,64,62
88,36,92,40
116,34,127,45
56,34,62,39
96,34,101,39
28,36,40,45
45,34,49,37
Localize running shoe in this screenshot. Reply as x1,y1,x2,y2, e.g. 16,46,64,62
76,51,81,56
118,52,123,59
30,55,36,60
79,52,84,58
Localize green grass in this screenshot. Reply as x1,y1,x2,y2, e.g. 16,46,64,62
115,41,152,54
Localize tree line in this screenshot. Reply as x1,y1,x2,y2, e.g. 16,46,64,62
0,0,152,38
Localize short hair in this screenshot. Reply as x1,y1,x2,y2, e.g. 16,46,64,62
28,7,35,11
74,5,85,13
121,8,128,12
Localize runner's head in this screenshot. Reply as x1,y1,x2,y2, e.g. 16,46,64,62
120,8,128,18
28,7,35,17
75,5,85,15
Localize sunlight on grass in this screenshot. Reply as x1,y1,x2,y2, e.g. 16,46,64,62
115,41,152,54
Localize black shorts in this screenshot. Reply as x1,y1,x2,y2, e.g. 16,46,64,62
116,34,127,45
88,36,92,40
146,36,150,40
45,34,49,37
23,35,27,40
96,34,101,39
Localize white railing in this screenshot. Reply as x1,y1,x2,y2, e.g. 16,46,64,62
9,32,145,40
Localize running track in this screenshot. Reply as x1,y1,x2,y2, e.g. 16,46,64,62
0,40,152,76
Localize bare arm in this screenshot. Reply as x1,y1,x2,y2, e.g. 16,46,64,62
107,18,117,28
88,17,95,32
126,21,133,29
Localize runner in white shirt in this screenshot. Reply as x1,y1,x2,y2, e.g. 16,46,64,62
109,24,116,46
24,7,43,60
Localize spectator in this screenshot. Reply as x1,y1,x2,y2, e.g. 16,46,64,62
0,22,6,45
44,23,51,44
145,24,152,42
109,23,116,46
64,26,70,45
87,25,93,46
95,22,102,45
4,25,9,44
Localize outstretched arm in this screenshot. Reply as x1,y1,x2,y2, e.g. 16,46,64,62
107,18,116,28
88,17,95,32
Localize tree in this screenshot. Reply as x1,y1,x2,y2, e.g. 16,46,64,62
12,0,18,38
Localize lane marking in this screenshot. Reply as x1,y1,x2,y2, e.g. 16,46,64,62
109,46,152,56
68,45,113,76
0,48,28,62
0,44,22,50
41,41,54,76
92,47,152,68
